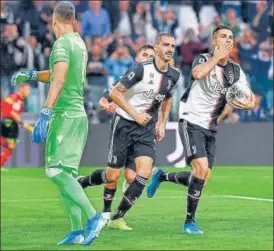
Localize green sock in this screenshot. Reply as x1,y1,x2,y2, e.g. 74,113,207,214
61,190,83,231
47,167,97,220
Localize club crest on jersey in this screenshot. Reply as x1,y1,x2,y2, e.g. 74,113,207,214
149,73,154,78
144,89,166,102
228,71,234,84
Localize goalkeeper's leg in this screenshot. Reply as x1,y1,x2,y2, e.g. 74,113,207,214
46,166,97,220
46,166,105,245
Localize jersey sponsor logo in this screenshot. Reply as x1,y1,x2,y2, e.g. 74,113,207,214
208,74,228,94
144,89,166,102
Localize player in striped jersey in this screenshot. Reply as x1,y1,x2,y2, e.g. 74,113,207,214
147,25,256,234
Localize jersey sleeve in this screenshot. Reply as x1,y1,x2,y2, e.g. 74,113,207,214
102,90,112,102
4,93,17,105
119,62,144,89
51,38,70,64
191,54,207,70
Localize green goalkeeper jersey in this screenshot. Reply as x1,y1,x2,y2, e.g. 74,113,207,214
49,32,87,117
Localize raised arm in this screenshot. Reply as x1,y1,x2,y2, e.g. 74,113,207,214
192,43,233,80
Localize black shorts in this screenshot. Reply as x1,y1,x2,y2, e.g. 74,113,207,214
107,115,156,168
179,119,217,169
0,118,19,141
124,153,136,172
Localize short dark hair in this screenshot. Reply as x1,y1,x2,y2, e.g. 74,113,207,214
137,44,154,54
155,33,174,45
212,25,232,36
54,1,75,22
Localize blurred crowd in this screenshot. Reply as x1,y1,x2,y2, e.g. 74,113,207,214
1,0,273,123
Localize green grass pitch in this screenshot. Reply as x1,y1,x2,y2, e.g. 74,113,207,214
1,166,273,250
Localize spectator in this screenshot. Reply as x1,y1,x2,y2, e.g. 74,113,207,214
86,44,108,106
198,24,210,49
153,8,178,36
20,0,48,42
81,0,111,38
0,0,15,27
251,1,270,43
238,26,257,73
221,1,241,19
250,47,272,117
133,2,152,38
73,0,88,21
25,34,43,71
178,28,204,88
104,46,134,80
115,0,134,37
3,24,26,71
87,44,108,77
223,8,242,38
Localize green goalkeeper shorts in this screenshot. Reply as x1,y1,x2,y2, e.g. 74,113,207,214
45,113,88,170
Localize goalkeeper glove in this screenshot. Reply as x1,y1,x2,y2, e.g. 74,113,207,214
32,107,52,144
11,70,38,86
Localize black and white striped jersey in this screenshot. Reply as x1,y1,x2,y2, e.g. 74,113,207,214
179,53,248,131
116,58,181,122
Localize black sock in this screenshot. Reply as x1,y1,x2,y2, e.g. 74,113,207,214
159,171,191,187
78,169,110,189
185,176,205,223
103,187,117,213
111,175,147,220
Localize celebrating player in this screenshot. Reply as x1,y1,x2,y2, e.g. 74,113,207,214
79,44,155,229
147,25,255,234
0,83,32,170
11,2,104,245
78,33,180,230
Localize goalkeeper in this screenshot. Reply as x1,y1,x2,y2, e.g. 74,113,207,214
11,2,104,246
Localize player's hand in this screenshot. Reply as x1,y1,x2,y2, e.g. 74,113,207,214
32,107,52,144
135,112,152,126
230,94,255,110
11,70,38,86
105,102,117,113
213,43,233,60
156,122,166,142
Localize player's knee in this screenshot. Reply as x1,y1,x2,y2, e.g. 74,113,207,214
125,169,136,184
7,142,16,150
137,167,152,179
191,158,208,178
105,182,117,190
106,168,121,183
204,169,211,186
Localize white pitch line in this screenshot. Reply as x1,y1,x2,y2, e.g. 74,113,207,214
220,195,273,202
1,195,272,203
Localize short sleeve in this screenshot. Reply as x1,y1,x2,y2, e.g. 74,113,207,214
119,62,144,89
102,90,112,102
191,54,207,70
52,38,70,64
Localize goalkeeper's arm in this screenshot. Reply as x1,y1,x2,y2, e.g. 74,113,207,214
11,70,51,86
